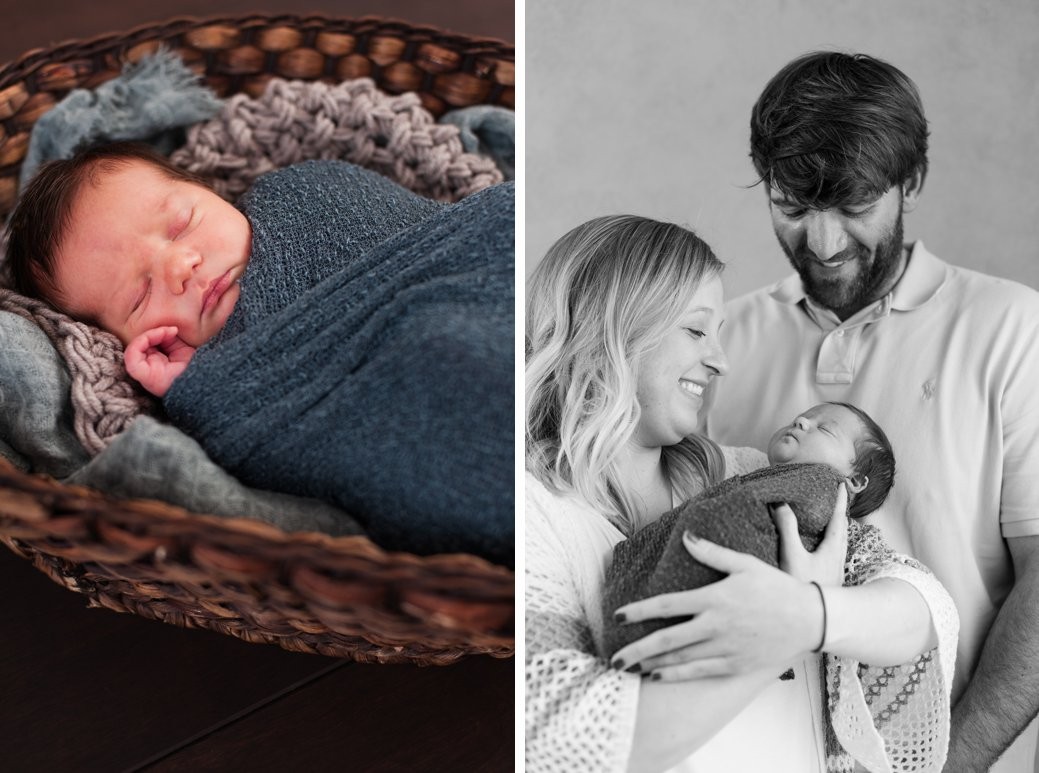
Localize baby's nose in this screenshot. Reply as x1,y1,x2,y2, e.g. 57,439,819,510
794,416,810,431
164,250,200,293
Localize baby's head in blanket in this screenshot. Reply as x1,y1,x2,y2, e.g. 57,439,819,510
766,401,895,519
6,141,252,396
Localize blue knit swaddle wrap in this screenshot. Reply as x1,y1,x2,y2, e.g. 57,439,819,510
164,161,514,565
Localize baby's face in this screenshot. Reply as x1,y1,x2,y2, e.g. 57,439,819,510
766,403,864,474
51,159,252,347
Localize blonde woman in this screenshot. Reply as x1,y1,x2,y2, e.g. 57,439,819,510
524,215,958,772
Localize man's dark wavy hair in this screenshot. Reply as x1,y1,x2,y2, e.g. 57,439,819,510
830,401,896,520
750,51,929,208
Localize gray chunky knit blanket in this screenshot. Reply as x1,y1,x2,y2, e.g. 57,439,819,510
164,160,514,565
601,463,843,656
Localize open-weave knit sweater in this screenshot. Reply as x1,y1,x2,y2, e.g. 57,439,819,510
525,447,958,773
165,161,514,565
601,462,843,656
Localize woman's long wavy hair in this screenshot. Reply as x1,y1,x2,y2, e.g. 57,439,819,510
526,215,727,536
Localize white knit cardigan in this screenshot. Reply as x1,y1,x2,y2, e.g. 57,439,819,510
524,447,959,773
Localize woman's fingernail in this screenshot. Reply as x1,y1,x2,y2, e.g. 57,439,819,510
683,530,700,544
611,658,625,670
626,663,642,674
614,611,627,623
650,672,662,681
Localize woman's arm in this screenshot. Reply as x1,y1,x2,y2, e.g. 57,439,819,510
774,496,939,666
822,577,936,665
611,493,940,678
525,480,787,772
625,670,778,772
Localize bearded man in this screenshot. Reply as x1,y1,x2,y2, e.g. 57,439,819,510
703,51,1039,773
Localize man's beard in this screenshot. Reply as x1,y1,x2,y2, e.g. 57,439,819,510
781,212,906,319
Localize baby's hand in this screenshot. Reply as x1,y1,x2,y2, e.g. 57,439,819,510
124,326,197,398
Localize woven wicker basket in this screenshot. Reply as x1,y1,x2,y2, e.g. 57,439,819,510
0,14,514,665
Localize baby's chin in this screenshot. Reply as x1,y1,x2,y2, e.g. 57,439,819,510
766,437,793,464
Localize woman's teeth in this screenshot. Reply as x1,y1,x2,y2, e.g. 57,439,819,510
680,380,704,397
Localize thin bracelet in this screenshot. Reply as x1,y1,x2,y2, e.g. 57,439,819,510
809,581,827,654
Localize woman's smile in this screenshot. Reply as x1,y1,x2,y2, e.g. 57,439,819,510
679,378,705,398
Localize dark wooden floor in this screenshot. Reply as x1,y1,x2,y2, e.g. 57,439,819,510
0,547,514,772
0,3,515,772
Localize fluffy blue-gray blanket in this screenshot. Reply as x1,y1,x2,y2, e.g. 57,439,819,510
601,463,843,657
164,161,514,566
20,48,222,188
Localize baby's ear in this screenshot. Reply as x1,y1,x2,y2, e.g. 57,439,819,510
845,473,868,495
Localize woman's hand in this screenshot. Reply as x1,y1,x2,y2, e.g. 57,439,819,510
124,326,196,397
772,482,849,586
610,486,849,681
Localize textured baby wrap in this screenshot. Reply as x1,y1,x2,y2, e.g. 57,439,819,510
164,161,514,566
601,463,842,656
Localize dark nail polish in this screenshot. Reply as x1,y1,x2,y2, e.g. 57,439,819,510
626,663,642,674
611,659,625,670
650,672,662,681
614,612,627,624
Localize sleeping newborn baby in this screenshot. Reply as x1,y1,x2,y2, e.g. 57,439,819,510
6,141,515,565
7,142,433,395
601,401,897,657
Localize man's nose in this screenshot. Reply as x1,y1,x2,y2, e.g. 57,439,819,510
163,249,200,294
803,211,847,262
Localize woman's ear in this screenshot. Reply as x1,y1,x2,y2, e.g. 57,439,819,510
846,473,868,495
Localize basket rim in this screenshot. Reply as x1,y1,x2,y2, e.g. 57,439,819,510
0,455,515,581
0,12,515,91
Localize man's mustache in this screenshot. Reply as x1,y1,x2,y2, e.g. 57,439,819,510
796,244,868,265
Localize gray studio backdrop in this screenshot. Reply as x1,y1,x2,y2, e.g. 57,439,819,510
525,0,1039,298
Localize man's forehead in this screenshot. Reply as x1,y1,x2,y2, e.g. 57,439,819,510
766,177,892,208
768,188,882,208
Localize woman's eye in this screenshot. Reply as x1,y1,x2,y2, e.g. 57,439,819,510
685,328,706,339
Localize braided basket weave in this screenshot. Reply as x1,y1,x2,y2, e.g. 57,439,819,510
0,14,514,665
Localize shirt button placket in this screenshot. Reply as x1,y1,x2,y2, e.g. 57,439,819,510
816,327,854,384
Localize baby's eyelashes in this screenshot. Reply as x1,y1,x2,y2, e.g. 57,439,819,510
130,279,152,315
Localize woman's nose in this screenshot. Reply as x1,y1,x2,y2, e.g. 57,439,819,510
705,341,729,377
804,211,848,262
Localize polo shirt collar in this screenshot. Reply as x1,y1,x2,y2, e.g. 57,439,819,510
889,241,947,311
767,240,947,312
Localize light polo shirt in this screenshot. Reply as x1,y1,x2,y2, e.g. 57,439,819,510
703,241,1039,713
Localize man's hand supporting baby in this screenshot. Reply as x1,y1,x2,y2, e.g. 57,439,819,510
124,326,196,397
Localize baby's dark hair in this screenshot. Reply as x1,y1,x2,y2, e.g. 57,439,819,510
830,401,895,519
5,141,208,311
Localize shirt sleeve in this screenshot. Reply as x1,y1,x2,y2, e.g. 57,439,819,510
829,544,959,773
998,287,1039,538
525,479,641,772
